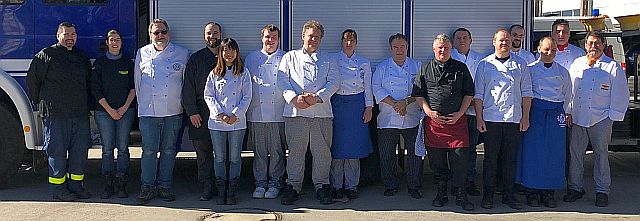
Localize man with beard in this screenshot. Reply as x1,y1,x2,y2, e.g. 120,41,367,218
27,22,93,201
549,19,585,70
564,31,629,207
182,22,222,201
134,19,189,205
475,28,532,210
510,25,536,65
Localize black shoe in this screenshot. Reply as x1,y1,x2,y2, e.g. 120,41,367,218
317,184,333,205
454,188,475,211
595,192,608,207
502,194,524,209
515,184,526,195
383,189,398,196
100,174,114,199
332,188,344,199
52,185,77,202
540,191,557,208
495,185,505,195
432,186,449,207
281,185,299,205
115,173,129,198
226,178,239,205
526,193,541,207
157,187,175,202
563,189,584,202
199,181,213,201
215,179,226,205
408,189,422,199
466,182,481,196
136,185,156,205
345,189,358,199
481,195,493,209
67,180,92,199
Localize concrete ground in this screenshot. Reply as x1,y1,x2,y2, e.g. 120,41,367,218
1,148,639,221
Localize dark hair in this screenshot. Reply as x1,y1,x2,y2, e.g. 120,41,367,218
388,33,408,46
205,21,222,35
341,29,357,43
261,24,281,38
213,38,244,77
552,19,570,30
584,30,605,44
57,21,75,33
105,29,121,40
509,24,524,32
452,27,472,39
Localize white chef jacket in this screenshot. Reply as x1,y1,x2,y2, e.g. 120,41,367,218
134,42,190,117
204,67,252,131
277,48,340,118
539,44,585,70
245,48,286,122
451,48,483,116
474,54,533,123
372,57,422,129
528,60,572,112
334,51,374,107
569,55,629,127
512,49,536,65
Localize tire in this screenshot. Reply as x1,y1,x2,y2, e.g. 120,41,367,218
0,105,25,189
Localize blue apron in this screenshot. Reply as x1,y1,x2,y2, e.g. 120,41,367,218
516,98,567,189
330,92,373,159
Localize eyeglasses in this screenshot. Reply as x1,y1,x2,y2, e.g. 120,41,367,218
151,30,168,36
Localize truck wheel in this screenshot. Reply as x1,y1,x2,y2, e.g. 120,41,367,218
0,105,25,189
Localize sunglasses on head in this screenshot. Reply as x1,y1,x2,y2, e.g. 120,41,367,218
151,30,168,36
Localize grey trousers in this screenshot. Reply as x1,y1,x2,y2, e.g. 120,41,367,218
284,117,333,192
330,159,360,190
249,122,286,189
378,127,422,190
568,118,613,194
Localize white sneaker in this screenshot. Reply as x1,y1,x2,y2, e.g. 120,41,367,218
252,187,266,199
264,187,280,199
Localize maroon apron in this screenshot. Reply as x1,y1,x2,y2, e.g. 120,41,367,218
423,115,469,148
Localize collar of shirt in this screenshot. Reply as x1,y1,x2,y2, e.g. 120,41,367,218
302,48,321,62
260,48,282,57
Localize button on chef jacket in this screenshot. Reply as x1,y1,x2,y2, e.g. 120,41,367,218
333,51,374,107
451,48,484,116
204,67,252,131
134,42,190,117
528,60,572,112
277,48,341,118
245,48,286,122
474,54,533,123
372,57,422,129
569,55,629,128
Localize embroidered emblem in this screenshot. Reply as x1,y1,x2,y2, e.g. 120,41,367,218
601,83,610,91
172,63,182,71
557,113,566,128
118,70,128,75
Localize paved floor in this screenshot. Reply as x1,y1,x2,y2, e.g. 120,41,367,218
1,148,639,220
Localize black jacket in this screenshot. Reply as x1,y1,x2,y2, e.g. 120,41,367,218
91,55,136,112
412,58,474,115
182,47,217,139
26,43,92,118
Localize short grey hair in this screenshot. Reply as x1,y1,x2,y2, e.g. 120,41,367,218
433,33,451,46
149,19,169,32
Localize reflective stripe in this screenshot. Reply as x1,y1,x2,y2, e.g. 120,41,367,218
67,173,84,181
49,176,66,184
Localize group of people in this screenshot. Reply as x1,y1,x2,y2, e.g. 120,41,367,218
26,18,629,211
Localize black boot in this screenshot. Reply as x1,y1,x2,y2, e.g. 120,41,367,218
215,178,226,205
115,173,129,198
199,181,213,201
100,174,114,199
51,184,77,202
432,182,449,207
455,187,475,211
226,178,239,205
68,180,92,199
